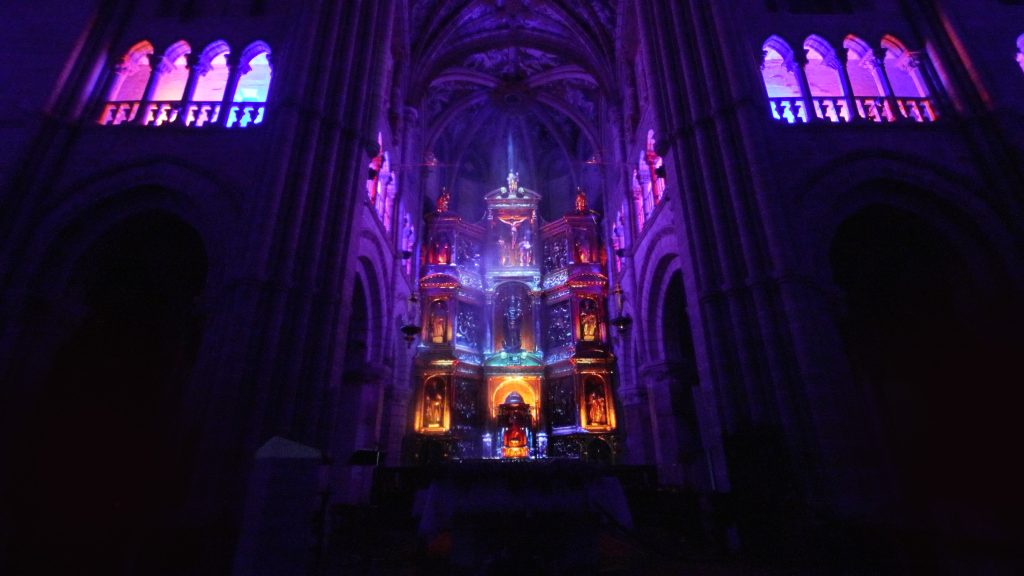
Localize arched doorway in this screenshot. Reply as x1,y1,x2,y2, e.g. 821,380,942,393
10,211,208,574
830,204,1017,565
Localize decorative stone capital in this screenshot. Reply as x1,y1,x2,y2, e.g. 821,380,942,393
145,53,164,72
835,49,850,67
113,58,132,75
901,51,924,71
187,53,211,76
787,50,808,72
226,51,251,75
822,53,843,71
863,49,888,71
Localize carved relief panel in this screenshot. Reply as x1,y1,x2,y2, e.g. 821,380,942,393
546,377,577,429
453,378,482,428
456,236,481,270
546,301,573,350
543,235,569,273
455,304,482,350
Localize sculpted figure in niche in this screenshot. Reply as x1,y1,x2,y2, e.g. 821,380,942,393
586,383,608,426
401,215,416,253
507,171,520,197
436,187,451,213
497,238,509,266
518,230,533,266
574,231,590,264
580,299,599,342
424,379,446,427
431,234,451,265
575,187,588,213
503,294,524,352
430,300,447,344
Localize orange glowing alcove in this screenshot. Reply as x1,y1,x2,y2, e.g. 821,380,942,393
488,376,540,421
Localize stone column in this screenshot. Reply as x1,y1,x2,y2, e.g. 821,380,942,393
216,52,246,126
176,53,204,126
332,363,390,505
638,360,688,481
617,381,653,464
532,290,543,354
867,48,902,122
132,53,163,125
902,51,936,120
790,49,819,123
380,383,413,466
834,50,861,123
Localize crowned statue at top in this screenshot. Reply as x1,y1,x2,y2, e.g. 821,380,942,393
507,171,520,197
437,187,451,213
575,187,588,213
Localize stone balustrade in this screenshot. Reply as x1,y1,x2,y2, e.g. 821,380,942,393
770,95,937,124
98,100,264,128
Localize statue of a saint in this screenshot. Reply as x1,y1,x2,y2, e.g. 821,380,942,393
612,218,624,251
518,238,532,266
497,238,508,266
432,237,451,265
574,234,590,264
436,187,451,213
401,215,416,253
587,389,607,425
507,171,519,196
580,303,599,341
430,300,447,343
575,187,588,213
503,295,523,352
425,380,445,427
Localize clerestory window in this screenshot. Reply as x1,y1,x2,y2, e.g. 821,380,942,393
761,34,937,124
99,39,272,128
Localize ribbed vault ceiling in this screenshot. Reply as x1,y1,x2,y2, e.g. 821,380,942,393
409,0,618,219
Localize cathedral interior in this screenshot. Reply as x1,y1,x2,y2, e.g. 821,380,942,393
1,1,1022,574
